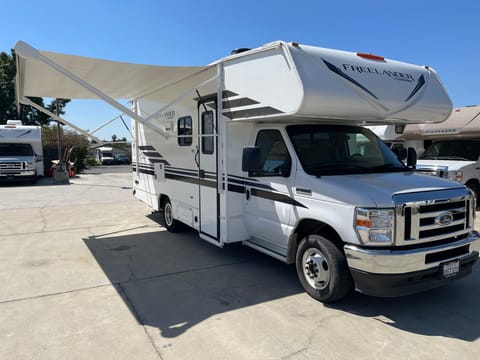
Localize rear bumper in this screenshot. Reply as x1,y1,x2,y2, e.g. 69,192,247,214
344,231,480,297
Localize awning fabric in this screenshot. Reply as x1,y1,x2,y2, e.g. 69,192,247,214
15,41,215,101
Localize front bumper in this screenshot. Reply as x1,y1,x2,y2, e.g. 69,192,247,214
344,231,480,297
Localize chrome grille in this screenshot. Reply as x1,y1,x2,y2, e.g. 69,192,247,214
0,162,23,174
394,189,474,246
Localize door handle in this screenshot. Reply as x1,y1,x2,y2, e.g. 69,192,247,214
246,189,250,200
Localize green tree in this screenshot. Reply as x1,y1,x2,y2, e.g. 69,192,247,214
0,49,70,125
42,125,90,173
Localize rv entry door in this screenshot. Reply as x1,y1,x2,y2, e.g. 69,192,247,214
197,108,218,240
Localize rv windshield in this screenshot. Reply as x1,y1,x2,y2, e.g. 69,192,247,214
0,143,34,156
287,124,406,176
419,140,480,161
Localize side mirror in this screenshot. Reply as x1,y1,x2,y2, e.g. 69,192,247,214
391,145,406,162
242,147,261,173
406,147,417,168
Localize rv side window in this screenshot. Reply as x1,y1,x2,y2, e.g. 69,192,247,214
177,116,193,146
201,111,214,154
253,130,291,177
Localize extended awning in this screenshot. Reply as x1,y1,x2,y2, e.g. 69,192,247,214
14,41,217,138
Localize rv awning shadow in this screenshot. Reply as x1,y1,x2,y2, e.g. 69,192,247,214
83,229,302,338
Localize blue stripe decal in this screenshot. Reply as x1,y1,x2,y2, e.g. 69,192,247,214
323,59,379,100
405,74,426,102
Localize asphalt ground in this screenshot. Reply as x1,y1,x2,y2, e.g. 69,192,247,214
1,168,479,359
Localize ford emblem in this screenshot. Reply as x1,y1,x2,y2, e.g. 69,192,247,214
435,212,453,226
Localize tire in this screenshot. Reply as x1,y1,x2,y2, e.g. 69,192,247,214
296,234,353,303
162,199,182,232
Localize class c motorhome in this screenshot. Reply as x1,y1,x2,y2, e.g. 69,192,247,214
0,120,44,182
14,40,480,302
403,105,480,202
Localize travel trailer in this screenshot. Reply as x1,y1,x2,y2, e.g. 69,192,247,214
403,105,480,202
14,40,480,302
0,120,44,182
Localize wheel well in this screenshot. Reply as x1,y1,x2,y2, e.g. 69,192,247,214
159,194,169,211
286,219,343,264
465,179,479,188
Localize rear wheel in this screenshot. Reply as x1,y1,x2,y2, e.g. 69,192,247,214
296,234,353,303
162,198,182,232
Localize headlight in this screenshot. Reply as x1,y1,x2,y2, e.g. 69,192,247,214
447,170,463,182
24,161,35,170
355,208,394,246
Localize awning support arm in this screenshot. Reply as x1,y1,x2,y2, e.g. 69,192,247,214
21,97,104,144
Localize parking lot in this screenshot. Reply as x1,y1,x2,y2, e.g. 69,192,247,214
1,169,480,360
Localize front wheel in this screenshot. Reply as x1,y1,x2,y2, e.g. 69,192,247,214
296,235,353,303
162,199,182,232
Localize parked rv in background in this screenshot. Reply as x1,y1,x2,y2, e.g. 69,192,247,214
0,120,44,183
95,146,115,165
403,105,480,202
367,125,425,158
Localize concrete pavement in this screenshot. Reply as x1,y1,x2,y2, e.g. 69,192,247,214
1,171,479,359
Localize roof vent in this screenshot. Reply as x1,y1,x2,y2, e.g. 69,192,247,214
230,48,251,55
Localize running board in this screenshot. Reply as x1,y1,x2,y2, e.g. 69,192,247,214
243,240,287,263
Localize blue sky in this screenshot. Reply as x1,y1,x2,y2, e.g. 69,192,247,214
3,0,479,140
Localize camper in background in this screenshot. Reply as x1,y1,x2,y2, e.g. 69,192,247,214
95,146,115,165
404,105,480,203
0,120,43,183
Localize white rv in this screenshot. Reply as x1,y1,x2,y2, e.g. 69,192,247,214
403,106,480,201
95,146,115,165
367,124,425,157
0,120,44,182
14,40,480,303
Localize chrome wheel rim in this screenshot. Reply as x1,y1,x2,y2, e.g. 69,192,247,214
164,202,173,227
302,248,330,290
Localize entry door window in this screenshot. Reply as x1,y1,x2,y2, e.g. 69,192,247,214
201,111,214,154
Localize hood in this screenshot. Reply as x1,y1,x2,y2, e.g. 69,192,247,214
309,171,464,207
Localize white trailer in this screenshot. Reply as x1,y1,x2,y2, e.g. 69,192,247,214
403,105,480,201
0,120,44,182
14,40,479,302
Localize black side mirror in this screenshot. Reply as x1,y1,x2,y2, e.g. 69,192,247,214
406,147,417,168
242,147,261,173
391,145,406,162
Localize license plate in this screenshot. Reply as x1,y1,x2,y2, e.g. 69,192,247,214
441,260,460,278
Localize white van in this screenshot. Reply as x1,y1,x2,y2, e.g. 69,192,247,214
0,120,44,183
